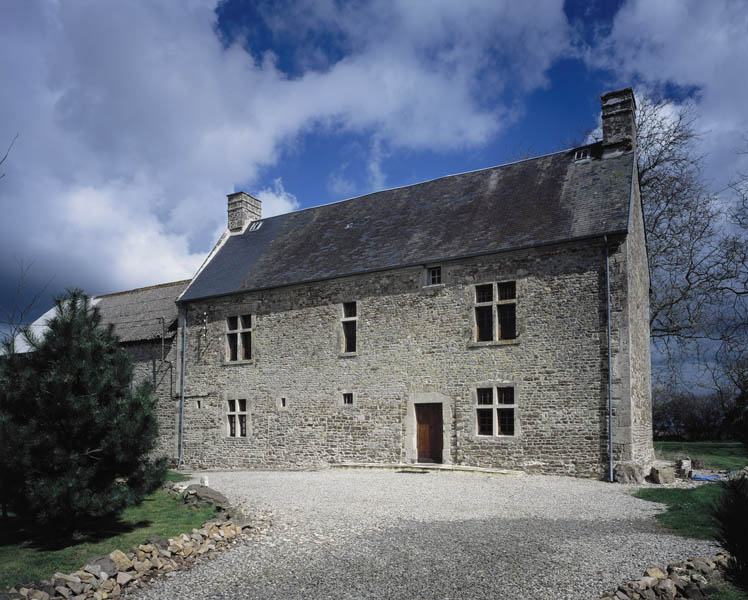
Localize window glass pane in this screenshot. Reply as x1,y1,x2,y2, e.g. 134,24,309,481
228,399,236,412
477,388,493,405
239,415,246,437
238,399,246,412
497,387,514,405
228,414,236,437
497,281,516,300
241,314,252,329
227,316,238,331
241,331,252,360
429,267,441,285
475,284,493,303
477,409,493,435
498,304,517,340
475,306,493,341
498,408,514,435
227,332,238,361
343,301,357,318
343,320,357,352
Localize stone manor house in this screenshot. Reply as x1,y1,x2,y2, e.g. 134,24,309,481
33,88,655,478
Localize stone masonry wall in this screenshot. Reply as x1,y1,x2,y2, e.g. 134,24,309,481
625,175,655,464
175,237,645,478
126,338,179,460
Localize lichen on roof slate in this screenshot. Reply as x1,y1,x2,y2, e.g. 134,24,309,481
180,146,634,303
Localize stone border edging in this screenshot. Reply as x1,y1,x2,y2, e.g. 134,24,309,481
597,552,734,600
2,481,267,600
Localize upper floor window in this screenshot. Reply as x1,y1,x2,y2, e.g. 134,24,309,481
227,314,252,361
342,302,357,353
474,282,517,342
427,266,442,286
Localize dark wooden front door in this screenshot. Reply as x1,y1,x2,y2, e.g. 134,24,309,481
416,403,443,463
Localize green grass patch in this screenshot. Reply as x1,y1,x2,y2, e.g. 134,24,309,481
710,580,748,600
635,483,722,539
655,441,748,472
0,486,214,592
165,469,193,483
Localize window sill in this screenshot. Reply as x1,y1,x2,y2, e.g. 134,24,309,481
467,338,519,348
338,351,358,359
225,436,250,440
422,283,445,289
475,434,520,441
223,359,255,366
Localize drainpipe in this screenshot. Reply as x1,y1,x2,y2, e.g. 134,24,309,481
604,235,613,482
177,311,187,468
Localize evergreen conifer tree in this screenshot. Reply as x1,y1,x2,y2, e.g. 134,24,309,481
0,289,167,530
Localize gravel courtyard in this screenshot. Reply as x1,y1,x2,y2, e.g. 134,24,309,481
130,469,717,600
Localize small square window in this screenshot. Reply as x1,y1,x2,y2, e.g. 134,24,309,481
343,302,357,318
427,266,442,285
497,281,516,300
343,393,353,405
477,388,493,405
475,284,493,303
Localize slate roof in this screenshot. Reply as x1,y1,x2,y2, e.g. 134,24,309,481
180,145,634,303
95,280,189,343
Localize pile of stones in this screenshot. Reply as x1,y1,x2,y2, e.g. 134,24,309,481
598,552,733,600
3,482,261,600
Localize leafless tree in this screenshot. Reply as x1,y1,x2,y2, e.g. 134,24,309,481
0,134,18,181
0,260,52,355
636,95,747,410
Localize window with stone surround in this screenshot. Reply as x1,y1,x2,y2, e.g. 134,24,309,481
226,314,252,361
227,398,248,438
473,281,517,342
476,386,516,436
426,266,442,286
341,302,357,353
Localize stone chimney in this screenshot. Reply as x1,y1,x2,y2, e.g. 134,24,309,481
227,191,261,232
601,88,636,153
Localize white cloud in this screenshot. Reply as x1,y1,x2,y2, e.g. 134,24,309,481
585,0,748,187
254,178,300,217
0,0,571,297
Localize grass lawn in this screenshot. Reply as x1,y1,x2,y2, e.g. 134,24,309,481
655,441,748,472
0,472,213,592
636,442,748,599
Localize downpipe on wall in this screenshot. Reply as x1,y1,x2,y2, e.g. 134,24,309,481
177,311,187,469
604,235,613,482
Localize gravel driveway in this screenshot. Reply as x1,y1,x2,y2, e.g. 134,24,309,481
130,469,717,600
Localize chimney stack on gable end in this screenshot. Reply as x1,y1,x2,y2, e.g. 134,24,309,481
227,191,262,232
601,88,636,154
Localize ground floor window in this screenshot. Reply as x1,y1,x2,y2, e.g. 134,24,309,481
476,386,516,436
227,398,248,437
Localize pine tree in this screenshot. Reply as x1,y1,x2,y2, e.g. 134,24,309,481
0,289,167,530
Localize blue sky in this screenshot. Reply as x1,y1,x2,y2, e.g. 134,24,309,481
1,0,747,330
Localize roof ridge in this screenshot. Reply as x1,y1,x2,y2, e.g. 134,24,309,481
95,279,191,299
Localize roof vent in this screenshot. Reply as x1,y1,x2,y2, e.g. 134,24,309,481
248,220,263,232
574,148,590,161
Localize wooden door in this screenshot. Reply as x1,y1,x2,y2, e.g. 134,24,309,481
416,403,443,463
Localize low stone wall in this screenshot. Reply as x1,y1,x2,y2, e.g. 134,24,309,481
598,552,733,599
3,483,269,600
